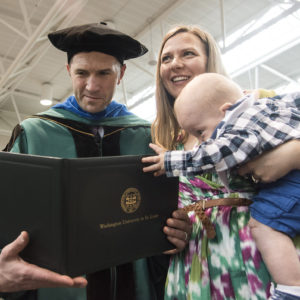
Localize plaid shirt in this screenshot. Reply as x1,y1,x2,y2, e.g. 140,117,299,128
165,92,300,177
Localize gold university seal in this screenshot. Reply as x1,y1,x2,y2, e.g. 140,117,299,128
121,188,141,213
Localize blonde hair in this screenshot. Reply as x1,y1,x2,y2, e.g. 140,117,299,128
152,25,228,150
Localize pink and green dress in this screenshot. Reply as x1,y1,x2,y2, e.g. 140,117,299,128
164,163,272,300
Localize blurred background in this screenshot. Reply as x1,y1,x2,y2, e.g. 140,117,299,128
0,0,299,148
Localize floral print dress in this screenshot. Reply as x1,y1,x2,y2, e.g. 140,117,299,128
164,158,272,300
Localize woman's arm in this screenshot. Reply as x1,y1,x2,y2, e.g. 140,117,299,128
238,140,300,182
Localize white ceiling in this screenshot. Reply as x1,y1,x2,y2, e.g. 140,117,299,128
0,0,300,146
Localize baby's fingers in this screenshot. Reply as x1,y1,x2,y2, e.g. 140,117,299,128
143,163,161,173
141,155,159,164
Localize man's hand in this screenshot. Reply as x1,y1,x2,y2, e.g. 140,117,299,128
0,231,87,292
163,209,192,255
142,143,167,176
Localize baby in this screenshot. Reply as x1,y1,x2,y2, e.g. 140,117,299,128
142,73,300,299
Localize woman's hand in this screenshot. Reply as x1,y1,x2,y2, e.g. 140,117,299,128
0,231,87,292
163,209,192,255
238,140,300,182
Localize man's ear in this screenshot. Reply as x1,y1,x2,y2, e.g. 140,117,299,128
117,64,127,84
66,63,71,76
219,102,232,114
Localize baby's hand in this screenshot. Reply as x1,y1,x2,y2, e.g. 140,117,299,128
142,143,166,176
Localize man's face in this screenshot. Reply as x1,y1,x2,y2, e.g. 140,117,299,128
67,51,126,113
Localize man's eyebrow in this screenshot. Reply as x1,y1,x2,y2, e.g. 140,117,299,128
97,68,112,72
73,67,112,72
74,68,87,72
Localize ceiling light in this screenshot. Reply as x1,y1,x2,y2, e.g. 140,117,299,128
40,82,53,106
40,99,53,106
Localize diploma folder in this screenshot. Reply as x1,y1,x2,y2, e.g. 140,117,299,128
0,152,178,277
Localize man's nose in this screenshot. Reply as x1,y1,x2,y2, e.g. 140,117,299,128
86,75,99,91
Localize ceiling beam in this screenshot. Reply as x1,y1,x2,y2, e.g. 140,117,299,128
0,0,68,88
19,0,32,36
0,128,11,137
0,61,5,75
10,95,22,123
219,0,226,49
129,61,154,77
223,3,300,53
0,42,50,102
0,18,28,40
0,115,14,128
0,0,88,116
231,35,300,78
0,0,89,93
260,64,298,84
121,81,128,106
134,0,189,39
3,87,60,104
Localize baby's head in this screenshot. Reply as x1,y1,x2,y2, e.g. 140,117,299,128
174,73,243,142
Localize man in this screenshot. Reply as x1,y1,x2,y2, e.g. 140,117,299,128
0,23,191,299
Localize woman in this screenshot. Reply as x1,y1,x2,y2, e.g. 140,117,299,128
152,25,300,299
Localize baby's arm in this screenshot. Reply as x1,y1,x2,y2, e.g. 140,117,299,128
163,131,261,177
142,131,261,178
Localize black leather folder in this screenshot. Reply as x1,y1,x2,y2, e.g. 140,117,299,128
0,152,178,276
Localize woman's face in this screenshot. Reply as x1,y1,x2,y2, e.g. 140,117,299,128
160,32,208,98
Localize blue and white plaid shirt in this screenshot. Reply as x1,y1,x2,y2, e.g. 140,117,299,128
165,92,300,177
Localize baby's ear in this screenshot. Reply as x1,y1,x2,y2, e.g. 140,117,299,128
219,102,232,113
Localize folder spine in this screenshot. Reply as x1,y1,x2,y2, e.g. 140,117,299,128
60,158,70,275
